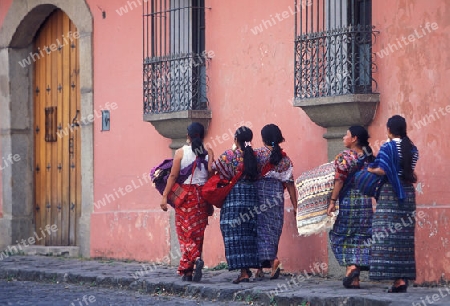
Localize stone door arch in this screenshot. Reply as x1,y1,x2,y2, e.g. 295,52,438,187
0,0,93,257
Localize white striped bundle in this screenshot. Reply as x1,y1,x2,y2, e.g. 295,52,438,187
296,162,339,236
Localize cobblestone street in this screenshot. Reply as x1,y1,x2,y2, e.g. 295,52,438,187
1,256,450,306
0,280,249,306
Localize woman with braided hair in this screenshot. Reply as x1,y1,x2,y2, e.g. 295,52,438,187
327,125,375,289
368,115,419,293
211,126,260,284
253,124,297,280
160,122,213,282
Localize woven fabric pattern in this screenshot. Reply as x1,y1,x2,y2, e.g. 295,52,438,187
296,162,338,236
175,185,209,274
220,181,260,270
168,183,188,207
354,168,384,198
369,182,417,280
256,178,284,263
329,188,373,268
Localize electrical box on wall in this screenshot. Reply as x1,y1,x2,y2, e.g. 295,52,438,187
102,110,110,131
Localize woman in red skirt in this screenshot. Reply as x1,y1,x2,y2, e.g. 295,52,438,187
160,122,213,282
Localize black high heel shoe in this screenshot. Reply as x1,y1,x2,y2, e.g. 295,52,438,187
343,269,360,289
388,279,408,293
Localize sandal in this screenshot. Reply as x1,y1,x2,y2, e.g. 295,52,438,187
388,279,408,293
181,273,193,281
270,267,281,280
232,275,249,284
246,269,253,278
343,269,360,288
192,258,204,282
255,269,265,281
232,269,251,284
270,259,281,280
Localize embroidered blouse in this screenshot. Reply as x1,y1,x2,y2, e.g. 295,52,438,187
254,146,294,183
334,150,369,182
211,149,245,181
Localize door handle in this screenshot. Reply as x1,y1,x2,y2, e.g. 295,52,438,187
71,110,80,127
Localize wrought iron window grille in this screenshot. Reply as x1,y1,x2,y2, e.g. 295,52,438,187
294,0,379,100
143,0,210,115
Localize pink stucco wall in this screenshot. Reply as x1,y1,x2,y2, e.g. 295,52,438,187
0,0,11,30
371,0,450,284
87,0,328,271
83,0,450,283
202,0,329,271
1,0,449,284
85,0,174,262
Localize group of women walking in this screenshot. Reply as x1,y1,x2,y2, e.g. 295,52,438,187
327,115,419,293
159,114,419,293
160,123,296,284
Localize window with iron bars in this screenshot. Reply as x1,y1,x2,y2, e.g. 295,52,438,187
294,0,377,100
143,0,208,114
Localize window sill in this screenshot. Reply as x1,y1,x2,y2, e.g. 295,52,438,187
293,93,380,128
144,110,212,150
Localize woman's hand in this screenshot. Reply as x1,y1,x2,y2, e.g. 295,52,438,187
368,167,386,176
327,201,336,216
206,146,214,159
285,182,298,216
160,196,168,212
206,146,214,173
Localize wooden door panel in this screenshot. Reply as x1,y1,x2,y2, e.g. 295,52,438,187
44,13,53,245
61,13,71,247
55,11,63,246
50,11,58,246
34,9,80,246
69,17,80,246
34,30,44,240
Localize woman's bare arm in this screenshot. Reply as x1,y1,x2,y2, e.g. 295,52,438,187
160,148,183,211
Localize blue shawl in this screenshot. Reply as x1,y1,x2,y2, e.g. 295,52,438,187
370,140,405,201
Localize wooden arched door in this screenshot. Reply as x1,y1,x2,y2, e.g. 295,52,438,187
34,9,81,246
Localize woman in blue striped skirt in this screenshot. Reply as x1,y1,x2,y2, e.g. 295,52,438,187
327,126,375,289
253,124,297,280
211,126,260,284
368,115,419,293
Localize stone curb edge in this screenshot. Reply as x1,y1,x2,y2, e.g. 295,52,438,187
0,267,393,306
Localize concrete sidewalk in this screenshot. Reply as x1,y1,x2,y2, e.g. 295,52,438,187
0,255,448,306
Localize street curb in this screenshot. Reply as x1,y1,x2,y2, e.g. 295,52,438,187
0,265,394,306
0,268,268,304
2,256,449,306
